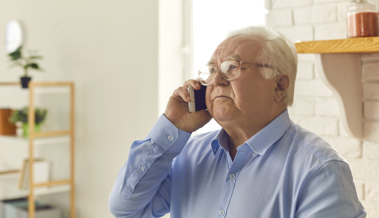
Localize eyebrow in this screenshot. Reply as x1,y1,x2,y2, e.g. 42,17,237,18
207,55,241,65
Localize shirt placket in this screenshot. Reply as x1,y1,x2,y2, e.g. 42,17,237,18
216,149,254,218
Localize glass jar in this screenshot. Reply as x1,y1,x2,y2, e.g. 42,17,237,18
347,0,378,38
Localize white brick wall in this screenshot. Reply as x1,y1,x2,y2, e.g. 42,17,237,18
314,22,347,40
364,122,379,140
266,9,293,27
294,80,333,96
272,0,312,9
366,183,379,202
298,54,316,62
288,98,314,116
292,117,339,136
274,25,314,42
363,62,379,80
355,182,365,201
267,0,379,215
337,2,348,21
362,201,379,218
349,159,379,183
294,5,337,24
314,0,347,3
363,141,379,160
363,83,379,99
362,53,379,62
339,120,350,137
323,137,361,158
297,63,314,79
315,98,340,116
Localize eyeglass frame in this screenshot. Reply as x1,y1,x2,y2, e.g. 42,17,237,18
198,59,280,86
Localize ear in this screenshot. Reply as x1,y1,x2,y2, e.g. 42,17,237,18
274,74,290,102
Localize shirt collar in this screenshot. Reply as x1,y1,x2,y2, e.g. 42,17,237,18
211,128,229,154
210,109,292,156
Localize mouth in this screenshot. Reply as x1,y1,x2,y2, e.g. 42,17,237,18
213,95,231,101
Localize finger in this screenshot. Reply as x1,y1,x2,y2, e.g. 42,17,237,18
183,79,201,91
173,86,191,102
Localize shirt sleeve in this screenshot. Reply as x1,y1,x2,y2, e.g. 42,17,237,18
108,114,192,218
296,160,366,218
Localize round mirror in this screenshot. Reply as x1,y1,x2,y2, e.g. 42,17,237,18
5,20,23,53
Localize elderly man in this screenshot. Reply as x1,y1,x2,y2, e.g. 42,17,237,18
109,26,366,218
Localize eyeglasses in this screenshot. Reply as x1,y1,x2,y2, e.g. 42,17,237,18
198,59,278,86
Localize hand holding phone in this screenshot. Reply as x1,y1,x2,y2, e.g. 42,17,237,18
188,85,207,113
164,79,211,132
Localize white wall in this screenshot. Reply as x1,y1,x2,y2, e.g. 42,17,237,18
0,0,158,217
266,0,379,217
158,0,193,116
159,0,185,115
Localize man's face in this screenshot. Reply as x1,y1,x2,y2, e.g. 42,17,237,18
205,36,278,126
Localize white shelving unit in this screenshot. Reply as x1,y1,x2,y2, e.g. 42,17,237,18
0,173,71,200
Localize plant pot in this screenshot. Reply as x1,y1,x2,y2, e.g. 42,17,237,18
20,76,31,89
22,123,41,137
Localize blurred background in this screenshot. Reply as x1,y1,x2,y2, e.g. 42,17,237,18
0,0,378,217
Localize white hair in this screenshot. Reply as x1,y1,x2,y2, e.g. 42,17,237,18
228,26,298,106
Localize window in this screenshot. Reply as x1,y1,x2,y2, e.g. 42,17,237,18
192,0,267,133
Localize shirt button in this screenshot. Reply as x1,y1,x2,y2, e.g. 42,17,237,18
168,135,174,141
229,174,236,179
219,210,225,215
140,166,145,171
253,153,257,157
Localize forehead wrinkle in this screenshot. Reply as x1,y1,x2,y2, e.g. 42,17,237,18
225,55,241,60
208,55,241,65
211,37,261,64
222,40,261,61
234,41,263,62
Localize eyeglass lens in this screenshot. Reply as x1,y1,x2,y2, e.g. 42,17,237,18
199,60,240,85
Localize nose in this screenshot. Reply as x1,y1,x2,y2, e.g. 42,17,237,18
209,69,229,87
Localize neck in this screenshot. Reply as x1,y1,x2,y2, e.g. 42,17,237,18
222,106,287,161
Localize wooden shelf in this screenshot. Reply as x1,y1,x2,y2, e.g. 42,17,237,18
293,38,379,139
295,37,379,54
0,135,70,146
0,86,70,94
0,85,70,108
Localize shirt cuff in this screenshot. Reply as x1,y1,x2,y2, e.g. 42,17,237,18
148,114,192,155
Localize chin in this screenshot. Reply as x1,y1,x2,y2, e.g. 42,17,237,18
212,107,238,123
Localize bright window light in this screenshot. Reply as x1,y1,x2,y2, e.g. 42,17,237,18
192,0,266,133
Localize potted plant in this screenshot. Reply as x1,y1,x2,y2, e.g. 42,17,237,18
9,107,48,137
8,46,44,88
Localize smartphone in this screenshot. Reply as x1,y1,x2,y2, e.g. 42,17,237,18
188,85,207,113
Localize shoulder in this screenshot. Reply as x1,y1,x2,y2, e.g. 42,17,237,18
284,122,347,166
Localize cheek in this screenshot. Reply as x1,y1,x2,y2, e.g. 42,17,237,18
234,83,273,108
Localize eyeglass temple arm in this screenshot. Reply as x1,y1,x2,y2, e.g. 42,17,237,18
254,63,282,74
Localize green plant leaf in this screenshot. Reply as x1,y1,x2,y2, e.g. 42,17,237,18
8,46,22,61
29,63,39,69
29,55,43,60
8,46,44,74
9,107,48,125
8,61,23,69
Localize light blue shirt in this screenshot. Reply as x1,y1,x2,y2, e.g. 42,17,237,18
109,110,366,218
